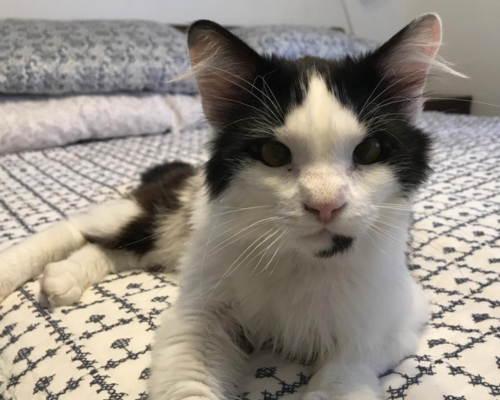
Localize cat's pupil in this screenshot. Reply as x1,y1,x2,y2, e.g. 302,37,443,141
260,141,292,168
353,138,382,165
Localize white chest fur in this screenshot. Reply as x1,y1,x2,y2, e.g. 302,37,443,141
227,236,414,362
177,196,428,370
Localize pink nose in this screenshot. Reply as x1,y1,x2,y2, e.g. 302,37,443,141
304,201,345,224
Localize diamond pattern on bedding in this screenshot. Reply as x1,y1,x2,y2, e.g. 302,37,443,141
0,112,499,399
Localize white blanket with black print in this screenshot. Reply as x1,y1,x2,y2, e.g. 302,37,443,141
0,112,498,400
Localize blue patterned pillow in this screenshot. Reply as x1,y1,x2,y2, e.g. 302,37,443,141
0,19,197,95
232,25,377,60
0,21,377,96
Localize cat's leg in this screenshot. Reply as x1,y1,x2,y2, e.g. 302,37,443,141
304,360,382,400
41,243,142,306
0,218,86,302
149,306,247,400
0,198,142,302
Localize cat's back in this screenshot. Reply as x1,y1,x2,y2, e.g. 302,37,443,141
131,162,204,271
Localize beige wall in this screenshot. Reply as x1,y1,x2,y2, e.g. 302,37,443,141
404,0,500,116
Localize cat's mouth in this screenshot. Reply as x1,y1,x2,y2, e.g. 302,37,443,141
303,227,333,239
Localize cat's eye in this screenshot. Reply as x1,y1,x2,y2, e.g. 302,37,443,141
353,138,382,165
260,141,292,167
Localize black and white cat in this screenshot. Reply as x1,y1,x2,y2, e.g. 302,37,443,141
0,14,460,400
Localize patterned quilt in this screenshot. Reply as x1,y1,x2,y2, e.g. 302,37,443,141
0,112,499,400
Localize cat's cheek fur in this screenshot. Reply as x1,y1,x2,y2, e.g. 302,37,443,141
334,166,404,234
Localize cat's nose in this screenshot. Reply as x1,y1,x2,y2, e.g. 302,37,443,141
304,201,345,224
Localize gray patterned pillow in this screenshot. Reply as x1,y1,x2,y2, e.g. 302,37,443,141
0,19,197,95
232,25,377,60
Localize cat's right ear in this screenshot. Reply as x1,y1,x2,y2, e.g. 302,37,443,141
187,20,265,128
370,13,465,118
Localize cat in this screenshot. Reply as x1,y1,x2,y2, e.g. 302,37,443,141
0,14,460,400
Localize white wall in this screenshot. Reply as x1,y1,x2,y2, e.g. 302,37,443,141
0,0,347,27
0,0,404,42
344,0,404,43
405,0,500,116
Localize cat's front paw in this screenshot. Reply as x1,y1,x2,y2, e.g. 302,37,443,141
303,391,330,400
0,264,18,303
41,261,84,306
0,280,14,303
304,389,380,400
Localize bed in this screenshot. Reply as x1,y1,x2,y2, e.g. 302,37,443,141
0,20,499,400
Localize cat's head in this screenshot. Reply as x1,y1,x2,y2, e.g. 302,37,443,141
188,15,449,258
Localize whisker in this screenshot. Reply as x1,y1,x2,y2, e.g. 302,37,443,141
254,230,288,276
261,70,285,117
375,217,455,261
207,64,284,119
366,216,472,295
206,93,276,124
117,232,159,249
268,232,289,276
359,68,393,117
205,217,282,258
361,224,387,254
218,227,280,282
425,96,500,110
208,213,274,244
264,230,289,274
361,67,430,119
200,228,283,310
204,65,283,124
211,205,272,217
199,212,222,300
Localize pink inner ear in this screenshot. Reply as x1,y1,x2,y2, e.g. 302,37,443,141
187,26,262,126
189,32,232,95
188,34,240,121
381,15,443,99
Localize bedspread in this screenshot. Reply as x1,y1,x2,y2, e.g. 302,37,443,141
0,112,499,400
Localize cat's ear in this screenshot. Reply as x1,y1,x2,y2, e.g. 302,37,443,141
187,20,265,127
372,14,458,117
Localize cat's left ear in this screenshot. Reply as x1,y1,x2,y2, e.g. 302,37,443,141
187,20,266,128
371,13,455,117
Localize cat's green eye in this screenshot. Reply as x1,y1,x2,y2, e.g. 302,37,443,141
261,141,292,168
353,138,382,165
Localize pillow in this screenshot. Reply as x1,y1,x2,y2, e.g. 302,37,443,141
232,25,377,60
0,21,376,96
0,19,197,95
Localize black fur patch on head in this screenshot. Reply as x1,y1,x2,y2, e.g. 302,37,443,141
204,56,306,199
317,235,354,259
86,162,196,255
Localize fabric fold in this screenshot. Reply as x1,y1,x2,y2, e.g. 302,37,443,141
0,93,203,154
